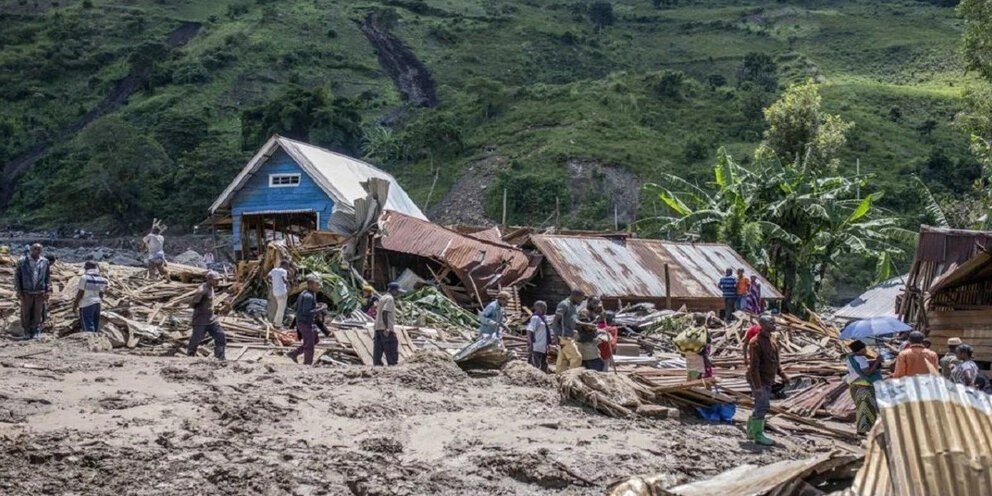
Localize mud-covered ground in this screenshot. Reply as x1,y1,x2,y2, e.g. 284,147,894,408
0,336,840,495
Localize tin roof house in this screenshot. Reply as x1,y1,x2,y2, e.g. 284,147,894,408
522,234,783,311
206,135,425,257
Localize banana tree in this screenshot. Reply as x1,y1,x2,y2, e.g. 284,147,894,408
641,148,799,269
642,148,907,313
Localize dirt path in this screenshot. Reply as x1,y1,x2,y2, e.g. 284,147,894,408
0,338,836,495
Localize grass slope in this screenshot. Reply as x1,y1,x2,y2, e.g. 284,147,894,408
0,0,979,233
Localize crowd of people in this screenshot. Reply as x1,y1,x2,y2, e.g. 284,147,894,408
718,268,764,321
11,241,989,450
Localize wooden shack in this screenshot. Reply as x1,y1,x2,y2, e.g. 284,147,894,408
901,226,992,359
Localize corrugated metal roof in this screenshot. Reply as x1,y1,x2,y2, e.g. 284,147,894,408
209,135,426,221
914,225,992,266
851,375,992,496
666,453,857,496
833,274,907,323
377,211,539,296
530,235,783,300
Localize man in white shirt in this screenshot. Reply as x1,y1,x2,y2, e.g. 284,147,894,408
72,261,108,332
373,282,402,366
526,300,552,373
142,227,167,280
266,261,291,329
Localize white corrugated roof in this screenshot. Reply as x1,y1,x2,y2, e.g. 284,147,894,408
209,135,426,221
833,274,907,323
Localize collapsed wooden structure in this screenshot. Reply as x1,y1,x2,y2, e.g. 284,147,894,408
900,226,992,358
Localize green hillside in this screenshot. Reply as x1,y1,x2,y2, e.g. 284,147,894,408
0,0,980,236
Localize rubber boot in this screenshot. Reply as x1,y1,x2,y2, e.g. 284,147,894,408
286,349,300,364
753,419,774,446
745,418,757,440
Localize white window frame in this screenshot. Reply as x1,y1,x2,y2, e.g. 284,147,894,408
269,173,301,188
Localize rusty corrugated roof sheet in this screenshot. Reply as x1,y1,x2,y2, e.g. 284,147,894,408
530,235,783,300
377,211,538,294
851,374,992,496
915,225,992,266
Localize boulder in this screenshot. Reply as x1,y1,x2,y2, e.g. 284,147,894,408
172,250,206,268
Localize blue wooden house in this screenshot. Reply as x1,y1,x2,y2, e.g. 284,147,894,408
207,135,426,256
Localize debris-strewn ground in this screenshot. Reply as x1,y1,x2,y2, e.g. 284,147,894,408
0,338,837,495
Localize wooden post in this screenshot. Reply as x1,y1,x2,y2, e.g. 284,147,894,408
614,203,619,230
502,188,508,227
664,263,672,310
555,197,561,231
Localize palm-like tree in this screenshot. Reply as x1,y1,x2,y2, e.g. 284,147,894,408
642,148,908,313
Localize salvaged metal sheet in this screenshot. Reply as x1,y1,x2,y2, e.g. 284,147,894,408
377,211,539,298
530,235,783,301
663,453,857,496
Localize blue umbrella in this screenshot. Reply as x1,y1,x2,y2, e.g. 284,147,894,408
840,316,912,340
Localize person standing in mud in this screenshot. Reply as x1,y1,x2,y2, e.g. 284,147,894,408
13,243,52,340
187,271,226,360
526,300,552,372
72,261,108,333
288,275,322,365
552,289,585,373
479,291,511,339
266,260,291,329
373,282,403,366
746,315,787,446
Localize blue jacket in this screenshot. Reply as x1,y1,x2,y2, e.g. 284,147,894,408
718,276,737,299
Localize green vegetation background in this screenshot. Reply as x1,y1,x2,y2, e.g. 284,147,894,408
0,0,982,301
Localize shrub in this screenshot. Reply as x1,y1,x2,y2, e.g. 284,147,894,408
588,2,615,32
683,134,709,162
172,61,210,84
736,52,777,91
646,70,688,99
489,171,570,224
706,74,727,89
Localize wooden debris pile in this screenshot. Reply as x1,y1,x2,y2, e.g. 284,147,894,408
558,368,679,419
619,312,858,438
1,253,485,365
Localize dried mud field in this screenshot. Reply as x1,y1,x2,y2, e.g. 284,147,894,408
0,337,836,495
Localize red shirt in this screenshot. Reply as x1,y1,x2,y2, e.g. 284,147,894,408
599,326,619,361
745,324,761,342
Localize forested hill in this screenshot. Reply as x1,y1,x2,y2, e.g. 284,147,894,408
0,0,980,235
